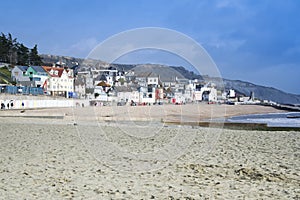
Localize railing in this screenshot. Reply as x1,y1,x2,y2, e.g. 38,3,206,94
0,85,44,95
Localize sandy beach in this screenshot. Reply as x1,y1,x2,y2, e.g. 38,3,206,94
0,103,285,122
0,104,299,199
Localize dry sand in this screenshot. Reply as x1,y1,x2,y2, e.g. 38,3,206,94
0,104,299,199
0,103,285,122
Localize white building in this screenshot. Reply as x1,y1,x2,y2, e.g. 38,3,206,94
228,89,236,98
74,77,86,99
43,66,74,97
116,86,139,103
194,86,217,102
147,73,159,85
135,72,159,87
94,86,108,101
138,86,156,104
11,66,30,82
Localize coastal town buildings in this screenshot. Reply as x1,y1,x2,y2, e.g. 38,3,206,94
42,66,74,97
8,63,244,105
115,86,139,103
11,65,48,87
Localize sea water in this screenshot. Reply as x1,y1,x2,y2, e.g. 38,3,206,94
227,112,300,127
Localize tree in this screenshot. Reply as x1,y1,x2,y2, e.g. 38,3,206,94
17,44,29,65
29,44,43,65
7,33,18,64
0,33,9,62
0,33,44,66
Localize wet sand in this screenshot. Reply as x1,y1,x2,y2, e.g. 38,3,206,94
0,104,299,199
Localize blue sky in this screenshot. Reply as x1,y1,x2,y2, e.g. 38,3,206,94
1,0,300,94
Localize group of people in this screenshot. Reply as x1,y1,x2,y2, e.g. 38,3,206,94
0,100,16,110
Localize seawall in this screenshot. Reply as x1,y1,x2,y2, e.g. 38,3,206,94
0,94,89,109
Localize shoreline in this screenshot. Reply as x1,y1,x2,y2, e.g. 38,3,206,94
0,103,284,119
1,103,298,130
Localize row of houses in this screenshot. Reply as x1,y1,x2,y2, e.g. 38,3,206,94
11,65,74,97
10,64,244,105
74,67,220,105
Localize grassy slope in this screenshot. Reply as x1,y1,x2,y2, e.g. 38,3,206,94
0,67,12,84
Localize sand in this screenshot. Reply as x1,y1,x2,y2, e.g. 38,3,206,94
0,104,299,199
0,103,285,122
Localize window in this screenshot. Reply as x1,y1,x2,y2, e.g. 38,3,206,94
33,77,41,81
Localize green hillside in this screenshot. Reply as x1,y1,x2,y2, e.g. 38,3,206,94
0,66,12,84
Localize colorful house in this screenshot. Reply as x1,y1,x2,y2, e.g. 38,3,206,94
25,66,48,87
11,65,48,87
11,66,30,82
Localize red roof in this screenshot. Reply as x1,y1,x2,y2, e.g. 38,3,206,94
42,66,73,78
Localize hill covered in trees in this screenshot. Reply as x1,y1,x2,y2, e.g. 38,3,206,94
0,33,43,66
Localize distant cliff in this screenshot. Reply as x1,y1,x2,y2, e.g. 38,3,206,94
40,54,300,105
222,79,300,105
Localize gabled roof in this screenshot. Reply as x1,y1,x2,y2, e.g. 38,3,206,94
30,66,47,73
97,81,110,87
42,66,73,78
16,66,29,72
